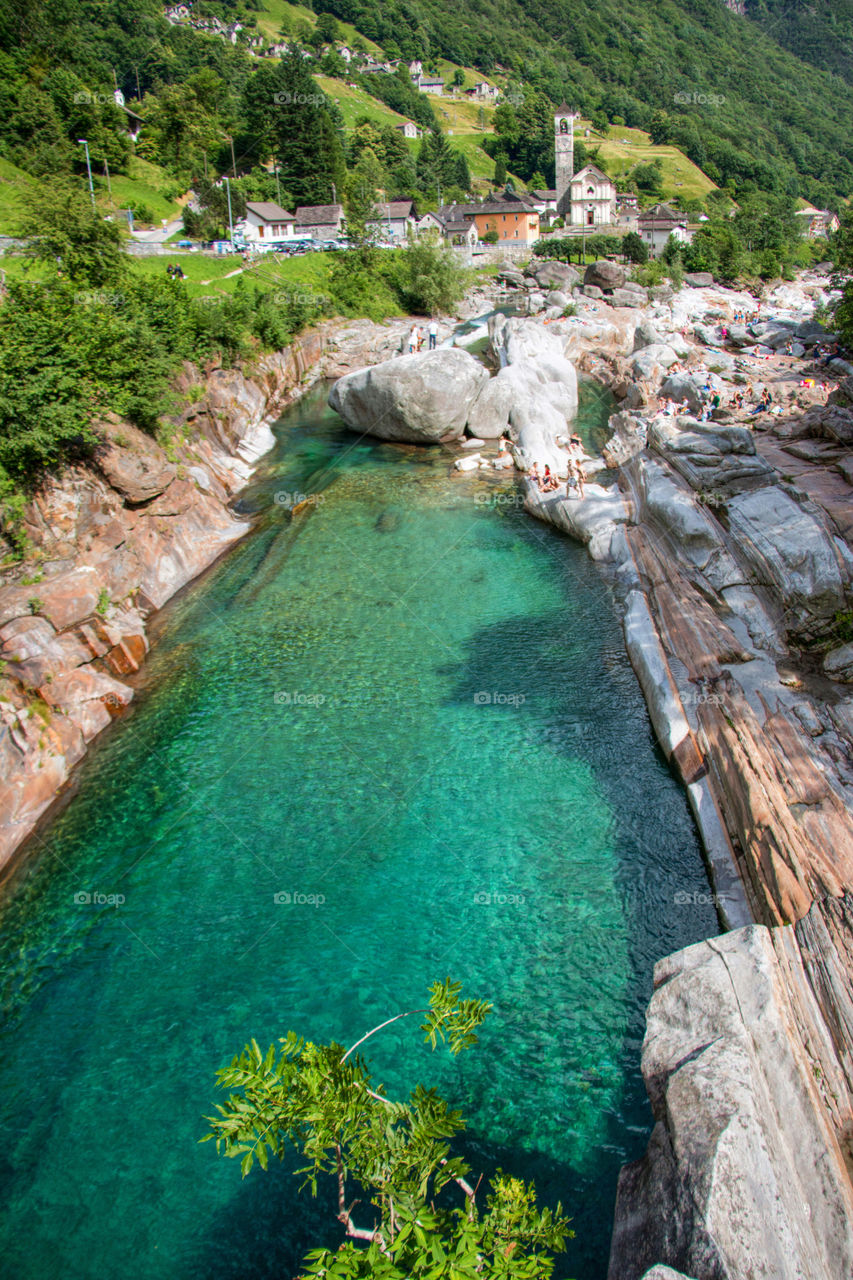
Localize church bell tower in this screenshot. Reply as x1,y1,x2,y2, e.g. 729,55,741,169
555,105,577,218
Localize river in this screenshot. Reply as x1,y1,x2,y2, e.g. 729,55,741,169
0,380,717,1279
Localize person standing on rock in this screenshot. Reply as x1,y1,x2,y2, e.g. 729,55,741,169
408,326,419,354
428,319,438,350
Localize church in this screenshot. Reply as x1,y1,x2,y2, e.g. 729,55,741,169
554,107,617,227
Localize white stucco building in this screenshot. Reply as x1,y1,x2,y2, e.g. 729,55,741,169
568,165,616,227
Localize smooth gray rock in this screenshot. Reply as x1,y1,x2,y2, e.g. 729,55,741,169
824,641,853,683
545,289,571,310
464,369,514,439
608,914,853,1280
632,344,679,382
611,287,646,308
531,260,580,290
640,1269,696,1280
328,349,489,444
583,284,604,299
659,372,721,414
584,259,626,291
524,479,630,561
683,271,714,287
634,318,663,351
603,411,648,467
726,487,851,641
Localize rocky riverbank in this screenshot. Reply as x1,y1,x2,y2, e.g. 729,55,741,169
0,310,462,874
326,259,853,1279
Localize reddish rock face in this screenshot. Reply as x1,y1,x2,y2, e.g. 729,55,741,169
93,420,177,503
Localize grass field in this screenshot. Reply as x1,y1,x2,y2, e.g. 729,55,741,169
129,248,341,301
254,0,383,54
586,122,717,202
315,75,411,130
93,158,188,225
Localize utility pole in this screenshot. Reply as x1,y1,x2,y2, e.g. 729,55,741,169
224,175,234,248
273,156,281,204
78,139,96,211
229,136,237,178
103,157,112,203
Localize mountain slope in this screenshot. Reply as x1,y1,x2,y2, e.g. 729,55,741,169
321,0,853,205
743,0,853,86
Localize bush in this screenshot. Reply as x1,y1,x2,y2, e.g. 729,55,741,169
393,233,467,314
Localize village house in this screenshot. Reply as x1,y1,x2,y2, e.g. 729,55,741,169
464,82,500,101
396,121,422,140
795,206,840,238
408,60,423,78
527,190,558,217
418,204,479,246
415,73,445,95
295,203,345,241
238,201,296,244
567,164,617,227
637,202,691,257
367,200,417,241
473,198,539,244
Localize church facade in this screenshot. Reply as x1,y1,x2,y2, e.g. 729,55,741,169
555,110,617,227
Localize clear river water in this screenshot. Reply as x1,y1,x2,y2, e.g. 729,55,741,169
0,380,717,1279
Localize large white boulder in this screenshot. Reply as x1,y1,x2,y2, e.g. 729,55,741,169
328,348,489,443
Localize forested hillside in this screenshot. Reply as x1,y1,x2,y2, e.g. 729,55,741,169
743,0,853,86
321,0,853,206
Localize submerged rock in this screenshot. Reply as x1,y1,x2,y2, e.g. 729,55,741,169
328,349,489,444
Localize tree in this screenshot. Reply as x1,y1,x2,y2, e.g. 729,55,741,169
494,153,508,187
451,68,465,89
622,231,648,263
830,207,853,347
25,186,125,286
259,54,346,206
205,979,572,1278
394,231,468,314
315,11,341,44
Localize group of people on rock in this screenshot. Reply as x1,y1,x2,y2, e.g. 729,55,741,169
407,321,439,353
527,431,586,500
730,307,760,325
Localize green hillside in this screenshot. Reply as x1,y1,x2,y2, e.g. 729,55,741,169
316,0,853,207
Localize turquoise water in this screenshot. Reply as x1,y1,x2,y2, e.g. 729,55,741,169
0,383,717,1279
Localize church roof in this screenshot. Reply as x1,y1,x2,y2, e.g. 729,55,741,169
571,164,611,184
554,103,576,114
